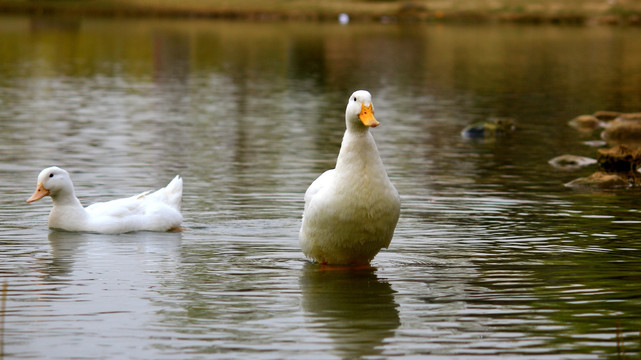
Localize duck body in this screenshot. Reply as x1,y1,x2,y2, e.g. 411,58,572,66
300,90,400,265
27,167,182,234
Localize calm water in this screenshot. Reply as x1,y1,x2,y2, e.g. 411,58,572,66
1,16,641,359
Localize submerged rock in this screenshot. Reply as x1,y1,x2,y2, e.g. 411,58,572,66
566,145,641,189
565,171,630,189
568,114,600,130
461,118,515,138
616,112,641,121
601,114,641,144
592,111,621,122
548,154,597,170
597,145,641,173
564,111,641,189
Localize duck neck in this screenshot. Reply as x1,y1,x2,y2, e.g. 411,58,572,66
48,190,88,230
335,127,381,173
50,185,83,207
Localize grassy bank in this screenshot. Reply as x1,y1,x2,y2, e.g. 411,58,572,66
1,0,641,25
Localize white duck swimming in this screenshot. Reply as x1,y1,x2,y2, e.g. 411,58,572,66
27,166,183,234
299,90,401,265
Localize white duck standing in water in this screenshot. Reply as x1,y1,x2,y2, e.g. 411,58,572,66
27,166,183,234
299,90,401,265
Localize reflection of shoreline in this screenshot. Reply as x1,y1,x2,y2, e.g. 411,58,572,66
299,263,400,359
5,3,641,26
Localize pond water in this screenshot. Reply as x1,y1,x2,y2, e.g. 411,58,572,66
1,16,641,359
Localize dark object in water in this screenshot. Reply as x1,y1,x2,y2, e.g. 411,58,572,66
461,118,515,138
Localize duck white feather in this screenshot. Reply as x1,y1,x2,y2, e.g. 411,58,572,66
27,167,183,234
299,90,401,265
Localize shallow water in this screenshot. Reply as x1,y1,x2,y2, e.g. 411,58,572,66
1,17,641,359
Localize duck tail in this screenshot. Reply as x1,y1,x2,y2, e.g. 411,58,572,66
164,175,183,211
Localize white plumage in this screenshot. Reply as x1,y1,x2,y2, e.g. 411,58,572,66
27,166,183,234
299,90,401,265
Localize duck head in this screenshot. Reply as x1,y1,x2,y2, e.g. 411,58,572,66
346,90,379,130
27,166,74,203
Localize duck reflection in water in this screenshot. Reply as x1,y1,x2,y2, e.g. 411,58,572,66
46,230,182,279
299,263,400,359
46,231,90,278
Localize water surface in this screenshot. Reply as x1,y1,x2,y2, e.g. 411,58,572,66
1,17,641,359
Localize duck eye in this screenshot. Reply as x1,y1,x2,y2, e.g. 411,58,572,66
49,173,54,178
353,97,357,101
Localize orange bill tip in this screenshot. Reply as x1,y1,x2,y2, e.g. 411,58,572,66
26,183,49,203
359,103,379,127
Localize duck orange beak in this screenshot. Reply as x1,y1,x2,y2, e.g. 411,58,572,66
359,103,379,127
27,183,49,203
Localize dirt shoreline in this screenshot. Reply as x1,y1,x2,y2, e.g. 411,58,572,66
1,0,640,25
